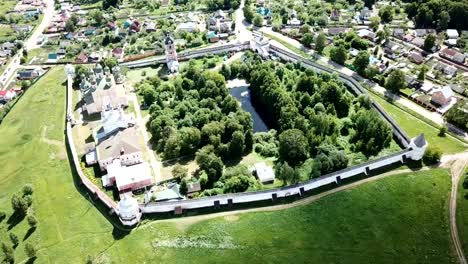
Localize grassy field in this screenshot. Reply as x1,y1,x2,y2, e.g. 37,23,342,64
371,94,467,154
0,0,16,16
457,171,468,255
0,67,457,263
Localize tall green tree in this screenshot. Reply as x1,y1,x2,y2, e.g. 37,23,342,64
350,110,392,156
330,45,347,65
385,69,406,93
301,33,314,48
423,34,436,52
315,33,326,54
279,129,309,166
353,50,370,75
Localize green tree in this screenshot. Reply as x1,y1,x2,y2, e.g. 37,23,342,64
315,33,326,54
274,161,299,186
103,0,121,9
179,177,188,195
438,126,447,137
243,5,254,24
172,164,188,182
330,45,347,65
385,69,406,93
22,184,33,195
11,193,28,216
229,130,245,158
24,243,36,259
253,14,263,27
9,233,19,248
369,16,381,31
89,10,105,26
350,109,392,156
1,242,14,264
379,6,394,23
279,129,309,166
353,50,370,75
423,146,442,165
418,64,428,81
301,33,314,48
423,34,436,52
102,57,118,69
446,100,468,130
438,11,450,30
27,214,37,228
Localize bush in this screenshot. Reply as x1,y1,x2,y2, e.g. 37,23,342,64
0,211,5,222
423,146,442,165
438,126,447,137
24,243,36,259
9,233,19,247
27,214,37,228
22,184,33,195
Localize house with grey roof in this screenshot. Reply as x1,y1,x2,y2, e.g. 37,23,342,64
96,126,143,171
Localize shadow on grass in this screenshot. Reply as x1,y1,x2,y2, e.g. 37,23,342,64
25,257,37,264
23,227,36,241
7,211,26,231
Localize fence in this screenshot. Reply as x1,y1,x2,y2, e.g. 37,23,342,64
64,40,417,222
64,75,118,213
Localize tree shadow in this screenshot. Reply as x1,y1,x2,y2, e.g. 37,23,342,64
25,257,37,264
7,211,25,231
23,227,36,241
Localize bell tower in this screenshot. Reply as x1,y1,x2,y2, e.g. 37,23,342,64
164,32,179,73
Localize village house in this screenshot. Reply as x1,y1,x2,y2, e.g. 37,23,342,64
440,48,466,64
150,183,184,202
17,68,44,80
327,27,349,36
431,86,454,107
408,51,424,64
392,28,405,39
434,62,457,79
75,52,88,64
357,29,377,42
176,22,198,33
330,9,340,21
102,159,153,193
0,90,17,102
384,41,403,59
94,126,143,171
411,37,425,48
112,48,124,61
446,29,459,39
359,7,371,21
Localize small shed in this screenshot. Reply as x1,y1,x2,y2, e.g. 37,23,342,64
254,162,275,183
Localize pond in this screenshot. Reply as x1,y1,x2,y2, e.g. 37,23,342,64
228,79,269,133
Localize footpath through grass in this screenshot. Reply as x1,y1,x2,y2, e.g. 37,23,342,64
0,67,456,263
457,171,468,255
371,94,467,154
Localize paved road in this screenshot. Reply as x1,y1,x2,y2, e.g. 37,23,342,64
1,0,55,89
234,0,252,43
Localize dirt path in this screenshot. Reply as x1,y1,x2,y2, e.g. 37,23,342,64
41,126,66,159
139,167,429,231
446,155,468,264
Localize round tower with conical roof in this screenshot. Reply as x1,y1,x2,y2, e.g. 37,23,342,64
408,133,428,160
117,194,141,226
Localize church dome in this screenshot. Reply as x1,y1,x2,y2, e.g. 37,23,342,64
118,194,140,221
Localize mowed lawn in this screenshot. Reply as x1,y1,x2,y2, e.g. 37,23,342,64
371,94,467,154
0,67,456,263
457,172,468,255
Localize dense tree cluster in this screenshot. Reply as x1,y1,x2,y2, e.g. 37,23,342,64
143,61,253,161
242,60,392,176
404,0,468,30
207,0,240,11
